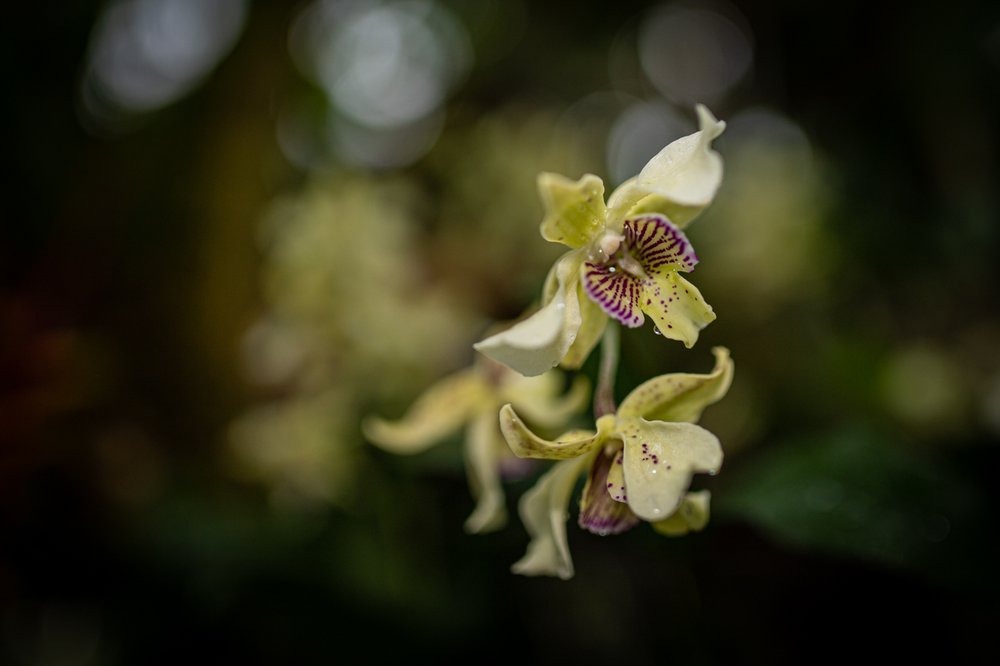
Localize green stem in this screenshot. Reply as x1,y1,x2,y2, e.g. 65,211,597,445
593,322,620,418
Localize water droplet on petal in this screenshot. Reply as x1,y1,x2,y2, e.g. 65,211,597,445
608,266,617,273
653,327,662,335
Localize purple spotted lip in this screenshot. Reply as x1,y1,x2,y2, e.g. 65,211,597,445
578,445,640,536
582,214,699,328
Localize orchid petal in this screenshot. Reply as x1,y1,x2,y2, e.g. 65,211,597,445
511,453,593,580
639,271,715,348
505,374,590,429
362,370,484,453
619,419,722,521
618,347,733,423
617,193,705,232
499,405,611,460
635,105,725,218
651,490,712,536
610,105,726,228
578,445,641,535
560,281,608,369
474,252,583,377
463,410,507,534
605,176,643,229
538,173,607,249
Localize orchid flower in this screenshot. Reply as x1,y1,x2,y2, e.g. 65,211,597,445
475,105,726,376
500,347,733,579
363,358,588,534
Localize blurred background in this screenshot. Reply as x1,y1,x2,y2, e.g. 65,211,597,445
3,0,1000,662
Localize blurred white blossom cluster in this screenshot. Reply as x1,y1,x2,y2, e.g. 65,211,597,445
229,110,603,511
229,176,476,508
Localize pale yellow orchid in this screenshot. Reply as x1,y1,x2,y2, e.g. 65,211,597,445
363,358,589,534
500,347,733,579
475,105,726,376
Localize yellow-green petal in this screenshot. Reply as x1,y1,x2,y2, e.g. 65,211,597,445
474,252,584,377
463,410,508,534
618,347,734,423
620,193,702,230
605,176,643,231
611,105,726,229
651,490,711,536
511,453,594,580
362,370,485,453
560,281,608,370
538,172,607,249
639,271,716,348
618,418,722,521
499,405,611,460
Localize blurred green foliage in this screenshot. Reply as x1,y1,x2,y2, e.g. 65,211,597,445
721,426,994,594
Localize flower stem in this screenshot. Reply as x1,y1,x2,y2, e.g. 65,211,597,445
593,322,620,418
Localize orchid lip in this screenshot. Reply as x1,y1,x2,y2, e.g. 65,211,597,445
588,230,648,280
578,443,640,536
581,213,704,330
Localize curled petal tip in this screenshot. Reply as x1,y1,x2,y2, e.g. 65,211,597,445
710,346,731,364
695,104,726,139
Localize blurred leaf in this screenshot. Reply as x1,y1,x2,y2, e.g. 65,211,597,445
719,426,996,594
